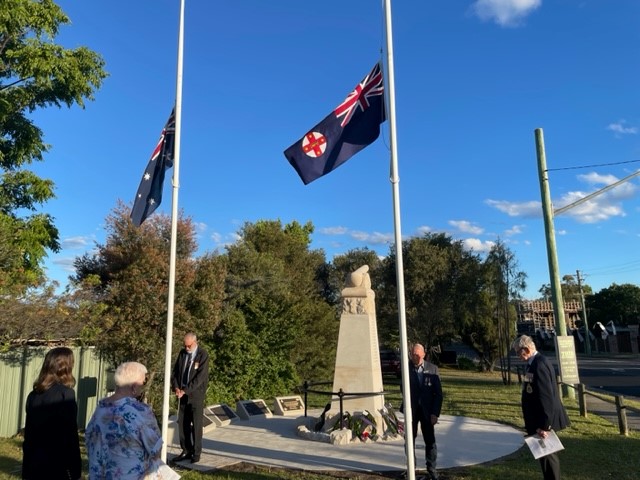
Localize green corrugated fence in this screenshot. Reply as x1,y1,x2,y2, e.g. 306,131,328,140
0,346,112,438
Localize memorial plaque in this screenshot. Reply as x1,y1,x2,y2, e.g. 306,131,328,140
206,404,238,426
273,395,305,416
236,399,272,420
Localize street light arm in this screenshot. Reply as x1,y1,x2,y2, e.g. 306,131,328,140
554,169,640,216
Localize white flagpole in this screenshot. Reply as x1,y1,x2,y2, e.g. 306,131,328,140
161,0,186,462
383,1,416,479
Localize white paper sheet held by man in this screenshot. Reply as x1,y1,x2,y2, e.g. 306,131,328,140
524,429,564,460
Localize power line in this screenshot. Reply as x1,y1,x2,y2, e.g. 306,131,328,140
579,258,640,278
547,159,640,172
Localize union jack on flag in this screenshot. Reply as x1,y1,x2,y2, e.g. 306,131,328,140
131,109,176,226
284,62,386,185
334,62,384,128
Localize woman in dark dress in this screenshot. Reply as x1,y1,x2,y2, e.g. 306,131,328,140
22,347,82,480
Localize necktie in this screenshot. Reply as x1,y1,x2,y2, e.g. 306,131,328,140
182,353,192,387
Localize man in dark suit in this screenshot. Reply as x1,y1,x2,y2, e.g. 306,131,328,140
513,335,570,480
406,343,443,480
171,332,209,463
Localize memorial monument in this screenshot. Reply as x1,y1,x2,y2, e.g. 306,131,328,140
329,265,385,429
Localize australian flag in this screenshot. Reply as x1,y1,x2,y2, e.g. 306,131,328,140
130,109,176,226
284,62,386,184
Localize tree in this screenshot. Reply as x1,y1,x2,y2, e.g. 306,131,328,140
0,282,86,348
72,204,225,407
376,233,483,352
587,283,640,327
484,241,526,381
538,275,592,302
209,220,337,404
0,0,107,291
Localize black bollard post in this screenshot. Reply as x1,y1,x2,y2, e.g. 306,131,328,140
339,389,345,429
303,380,309,417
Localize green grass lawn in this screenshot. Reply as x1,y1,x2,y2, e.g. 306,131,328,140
2,368,638,479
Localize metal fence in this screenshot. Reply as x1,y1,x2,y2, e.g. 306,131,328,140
0,346,112,438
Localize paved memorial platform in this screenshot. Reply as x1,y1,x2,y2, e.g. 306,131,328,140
170,411,525,474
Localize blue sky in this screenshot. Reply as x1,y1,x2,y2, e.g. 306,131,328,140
33,0,639,299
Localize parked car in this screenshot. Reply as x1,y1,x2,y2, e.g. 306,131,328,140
380,349,401,378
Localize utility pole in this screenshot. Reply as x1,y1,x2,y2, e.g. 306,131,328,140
535,128,575,399
576,270,591,355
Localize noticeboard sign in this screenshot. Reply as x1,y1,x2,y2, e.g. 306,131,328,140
555,335,580,385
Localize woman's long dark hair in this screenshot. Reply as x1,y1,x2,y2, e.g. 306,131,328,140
33,347,76,392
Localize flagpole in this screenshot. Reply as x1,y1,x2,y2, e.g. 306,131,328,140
161,0,185,462
383,1,415,479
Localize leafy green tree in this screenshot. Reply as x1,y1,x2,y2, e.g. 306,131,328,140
376,233,482,352
587,283,640,327
0,0,107,291
210,220,337,403
538,274,592,302
72,204,225,407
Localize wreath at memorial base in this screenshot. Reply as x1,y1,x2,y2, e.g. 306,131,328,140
380,402,404,436
330,410,379,441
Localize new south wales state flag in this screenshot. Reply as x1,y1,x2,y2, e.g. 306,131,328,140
284,62,386,185
130,109,176,226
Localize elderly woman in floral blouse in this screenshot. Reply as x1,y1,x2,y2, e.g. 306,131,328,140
85,362,171,479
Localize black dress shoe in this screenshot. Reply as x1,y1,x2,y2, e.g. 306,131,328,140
173,451,192,462
190,455,200,463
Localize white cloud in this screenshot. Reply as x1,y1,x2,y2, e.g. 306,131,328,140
350,230,394,245
193,222,207,234
558,197,625,224
449,220,484,235
60,236,93,250
416,225,432,235
471,0,541,27
462,238,496,253
210,231,241,249
51,256,77,273
606,120,638,137
553,172,637,223
577,172,636,200
488,171,638,224
317,226,393,245
319,226,348,235
504,224,525,236
485,199,541,217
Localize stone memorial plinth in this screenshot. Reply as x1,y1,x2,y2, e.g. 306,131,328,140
236,399,273,420
329,265,384,429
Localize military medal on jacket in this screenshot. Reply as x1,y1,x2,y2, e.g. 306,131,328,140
524,372,534,393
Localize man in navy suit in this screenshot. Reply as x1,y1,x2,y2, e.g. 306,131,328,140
171,332,209,463
513,335,570,480
406,343,443,480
